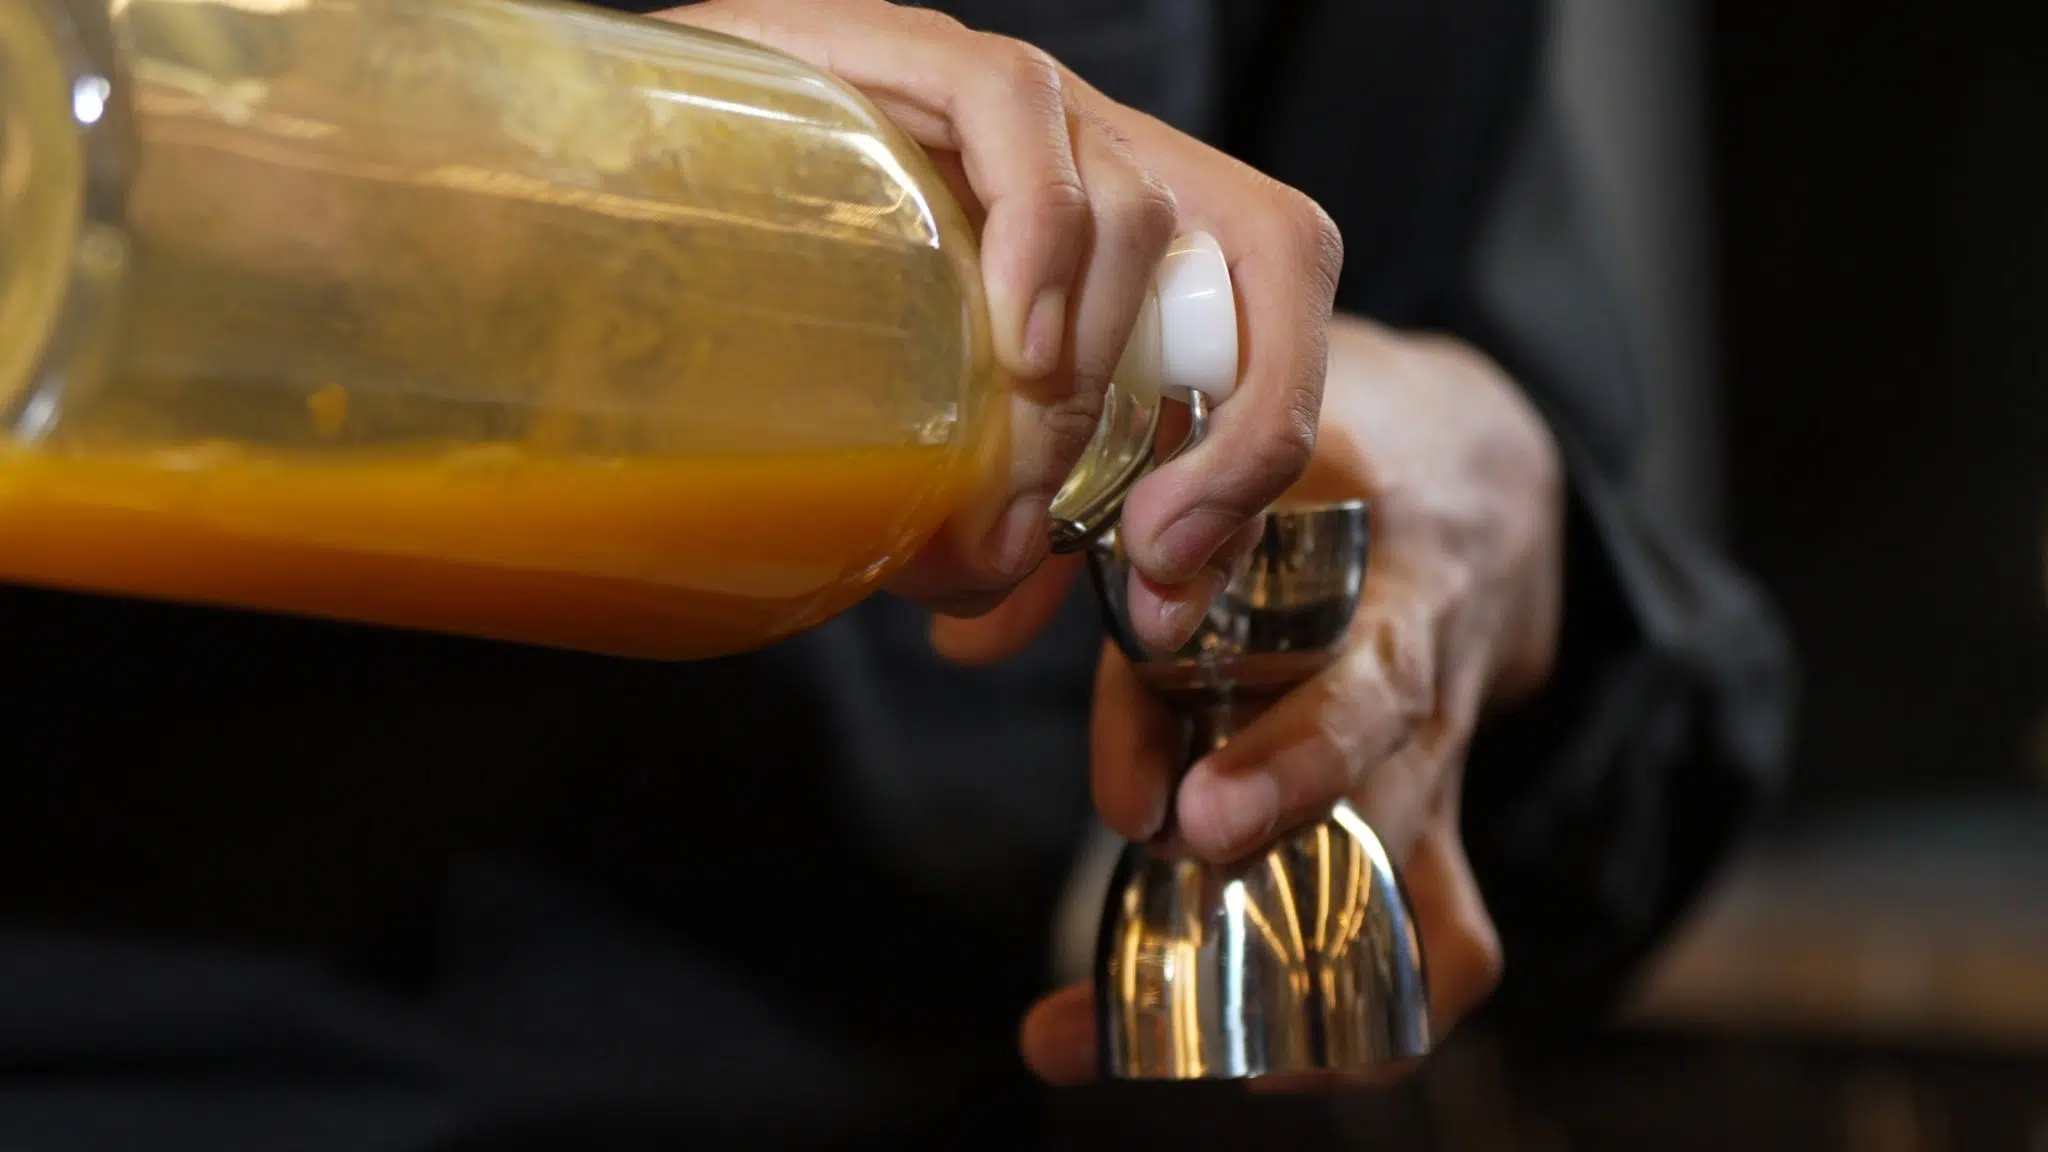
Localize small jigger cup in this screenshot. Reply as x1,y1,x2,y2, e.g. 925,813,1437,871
1086,501,1432,1081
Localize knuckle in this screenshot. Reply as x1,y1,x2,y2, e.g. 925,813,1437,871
1260,185,1345,297
1429,558,1478,615
1033,174,1093,229
1298,672,1371,781
1040,390,1108,474
894,3,968,39
1096,171,1180,255
1067,344,1121,397
987,35,1068,113
1362,612,1438,729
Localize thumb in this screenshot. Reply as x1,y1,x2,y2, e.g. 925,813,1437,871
930,553,1083,664
1020,982,1097,1086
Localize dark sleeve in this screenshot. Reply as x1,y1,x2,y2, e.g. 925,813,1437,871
1216,0,1798,1032
1442,91,1797,1032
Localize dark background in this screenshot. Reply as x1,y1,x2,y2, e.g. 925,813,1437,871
1499,2,2048,1144
1714,0,2046,814
1060,5,2047,1147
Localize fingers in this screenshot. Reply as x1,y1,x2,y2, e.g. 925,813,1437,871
1117,509,1264,665
1019,982,1096,1086
1175,604,1438,863
664,3,1337,639
1403,826,1505,1037
667,3,1184,604
659,2,1088,380
1057,107,1181,406
1089,641,1182,842
928,553,1083,665
1104,107,1342,626
1061,78,1338,634
971,108,1181,587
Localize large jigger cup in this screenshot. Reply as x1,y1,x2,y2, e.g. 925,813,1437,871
1086,501,1432,1080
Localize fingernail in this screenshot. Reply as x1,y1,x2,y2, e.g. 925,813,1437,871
1154,596,1202,652
1186,768,1280,859
984,491,1051,582
1150,564,1226,650
1022,287,1067,376
1152,509,1236,584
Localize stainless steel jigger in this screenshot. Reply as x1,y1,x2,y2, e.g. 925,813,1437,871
1086,501,1433,1080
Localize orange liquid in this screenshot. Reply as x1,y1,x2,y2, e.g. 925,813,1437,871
0,443,969,659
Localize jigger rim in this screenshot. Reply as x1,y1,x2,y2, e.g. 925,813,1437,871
1090,497,1371,555
1267,496,1370,513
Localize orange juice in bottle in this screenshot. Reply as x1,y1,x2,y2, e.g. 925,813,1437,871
0,0,1235,658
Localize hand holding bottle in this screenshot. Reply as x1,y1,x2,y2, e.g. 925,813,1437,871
659,0,1342,654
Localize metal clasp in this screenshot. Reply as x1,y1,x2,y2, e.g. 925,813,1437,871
1046,386,1210,554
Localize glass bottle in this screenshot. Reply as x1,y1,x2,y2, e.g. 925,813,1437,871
0,0,1236,658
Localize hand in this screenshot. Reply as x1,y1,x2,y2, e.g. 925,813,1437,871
656,1,1339,654
1019,315,1567,1086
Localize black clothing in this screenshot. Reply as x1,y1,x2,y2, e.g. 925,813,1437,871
0,1,1792,1148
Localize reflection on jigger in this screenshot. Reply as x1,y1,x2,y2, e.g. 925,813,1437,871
1087,501,1434,1081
